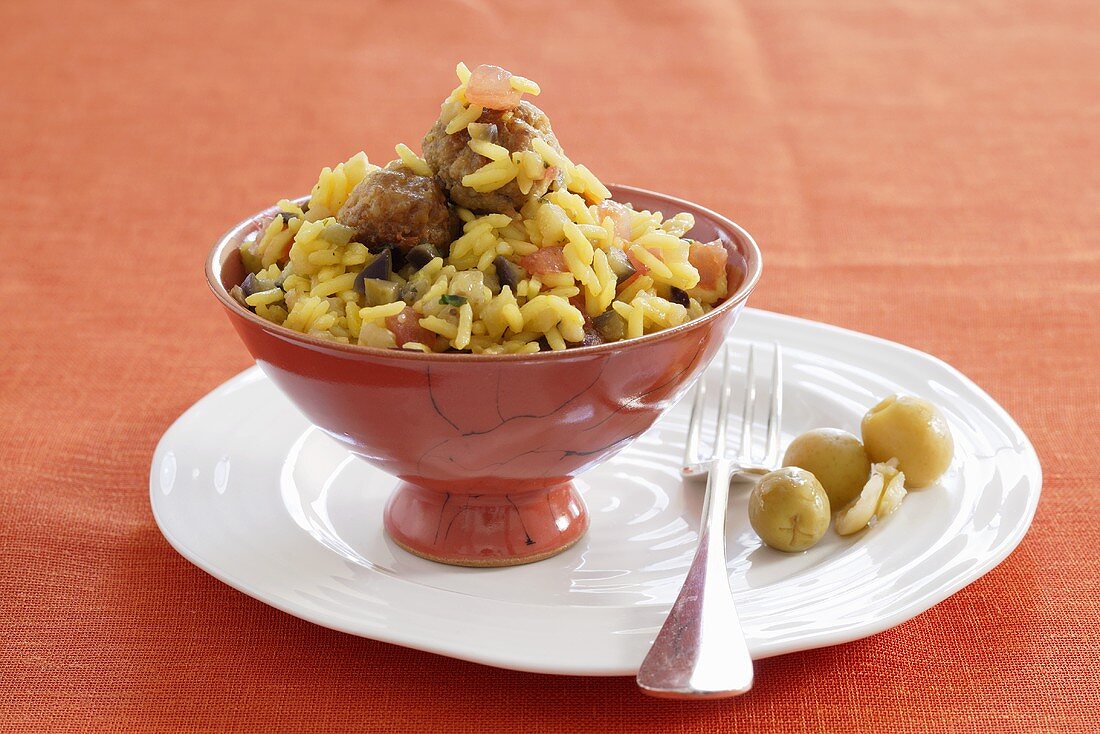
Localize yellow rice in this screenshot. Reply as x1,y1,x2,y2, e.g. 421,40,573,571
235,64,729,353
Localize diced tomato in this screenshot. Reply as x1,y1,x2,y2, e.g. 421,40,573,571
519,246,568,274
386,307,436,347
688,240,729,294
466,64,522,111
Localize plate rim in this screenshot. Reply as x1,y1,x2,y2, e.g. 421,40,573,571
150,307,1043,675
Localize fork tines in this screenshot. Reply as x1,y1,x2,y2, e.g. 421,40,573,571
682,342,783,474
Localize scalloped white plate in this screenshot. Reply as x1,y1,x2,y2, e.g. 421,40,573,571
150,309,1040,676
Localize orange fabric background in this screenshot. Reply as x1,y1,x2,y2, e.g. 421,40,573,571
3,0,1098,731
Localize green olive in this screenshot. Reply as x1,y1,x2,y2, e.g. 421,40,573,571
748,468,831,552
861,394,953,488
782,428,871,508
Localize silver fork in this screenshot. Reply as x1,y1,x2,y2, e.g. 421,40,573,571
636,343,783,699
681,343,782,480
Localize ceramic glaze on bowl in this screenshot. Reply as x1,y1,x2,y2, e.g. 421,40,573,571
206,185,762,566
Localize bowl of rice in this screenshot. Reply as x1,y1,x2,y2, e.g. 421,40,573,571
206,64,763,566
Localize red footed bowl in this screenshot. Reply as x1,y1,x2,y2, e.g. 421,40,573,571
206,185,762,566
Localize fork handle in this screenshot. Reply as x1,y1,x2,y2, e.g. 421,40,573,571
636,458,754,698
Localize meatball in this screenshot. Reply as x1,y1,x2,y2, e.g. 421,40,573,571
336,161,460,251
423,101,563,214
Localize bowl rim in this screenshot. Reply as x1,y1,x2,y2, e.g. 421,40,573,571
205,183,763,362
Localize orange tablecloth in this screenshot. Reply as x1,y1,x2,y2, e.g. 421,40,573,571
4,1,1097,731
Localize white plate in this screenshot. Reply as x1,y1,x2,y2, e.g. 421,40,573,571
150,309,1041,676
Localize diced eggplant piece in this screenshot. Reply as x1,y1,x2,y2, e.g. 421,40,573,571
355,249,393,291
592,310,627,342
606,248,636,280
449,270,491,306
669,287,690,308
229,285,249,308
390,245,407,271
483,268,501,295
362,278,400,306
398,279,428,305
241,272,275,297
321,222,356,245
274,264,292,289
406,243,441,270
582,326,604,347
368,242,407,272
494,256,525,291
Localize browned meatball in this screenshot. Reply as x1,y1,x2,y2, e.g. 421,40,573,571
336,161,460,251
423,101,563,215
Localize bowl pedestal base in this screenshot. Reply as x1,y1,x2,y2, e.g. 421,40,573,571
383,481,588,567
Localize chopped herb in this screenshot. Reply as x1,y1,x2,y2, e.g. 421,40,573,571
439,294,468,307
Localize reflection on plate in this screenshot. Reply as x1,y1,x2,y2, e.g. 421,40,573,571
150,308,1041,675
